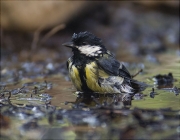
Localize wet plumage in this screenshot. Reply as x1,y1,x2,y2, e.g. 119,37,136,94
63,31,145,94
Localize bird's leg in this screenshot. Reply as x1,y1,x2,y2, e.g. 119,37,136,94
91,95,101,106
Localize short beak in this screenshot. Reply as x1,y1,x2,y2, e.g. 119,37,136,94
62,42,75,48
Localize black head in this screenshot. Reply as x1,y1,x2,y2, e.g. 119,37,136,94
72,31,102,46
63,31,106,57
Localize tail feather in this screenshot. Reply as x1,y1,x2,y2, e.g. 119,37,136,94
130,79,147,92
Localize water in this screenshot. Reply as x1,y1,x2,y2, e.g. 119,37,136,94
48,51,180,110
132,52,180,110
1,50,179,140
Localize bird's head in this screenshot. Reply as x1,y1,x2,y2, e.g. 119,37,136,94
63,31,106,57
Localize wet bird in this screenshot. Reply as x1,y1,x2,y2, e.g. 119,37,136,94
63,31,146,96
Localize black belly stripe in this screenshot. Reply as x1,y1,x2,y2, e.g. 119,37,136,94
78,65,93,92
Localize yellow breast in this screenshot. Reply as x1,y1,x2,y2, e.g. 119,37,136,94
68,61,82,91
85,62,116,93
68,59,121,93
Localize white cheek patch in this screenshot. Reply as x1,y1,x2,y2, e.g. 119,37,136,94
78,45,102,56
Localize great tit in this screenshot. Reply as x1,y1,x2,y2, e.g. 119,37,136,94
63,31,145,95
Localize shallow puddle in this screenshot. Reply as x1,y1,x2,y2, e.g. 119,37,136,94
131,52,180,110
47,51,180,110
1,50,179,140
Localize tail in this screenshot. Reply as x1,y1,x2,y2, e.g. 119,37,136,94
130,79,147,93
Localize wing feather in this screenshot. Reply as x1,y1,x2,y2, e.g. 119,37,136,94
97,54,132,79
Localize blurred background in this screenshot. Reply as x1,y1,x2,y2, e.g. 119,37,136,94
1,1,179,65
1,2,180,140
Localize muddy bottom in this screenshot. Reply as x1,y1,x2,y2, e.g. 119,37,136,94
1,50,180,140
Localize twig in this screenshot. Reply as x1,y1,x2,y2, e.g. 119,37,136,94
132,69,143,78
44,80,48,88
29,30,41,61
33,87,38,94
18,86,25,93
40,24,65,43
0,93,4,98
31,31,40,51
8,92,11,100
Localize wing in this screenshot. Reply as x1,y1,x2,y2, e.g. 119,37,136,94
67,56,73,69
97,53,132,79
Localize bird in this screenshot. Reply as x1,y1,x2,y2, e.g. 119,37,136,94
63,31,146,96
